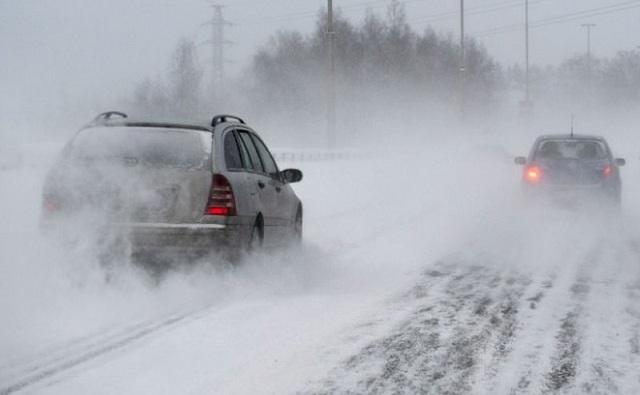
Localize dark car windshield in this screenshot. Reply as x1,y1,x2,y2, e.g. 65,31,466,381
69,127,212,169
534,139,609,160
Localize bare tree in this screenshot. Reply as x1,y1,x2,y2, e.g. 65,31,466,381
168,38,203,118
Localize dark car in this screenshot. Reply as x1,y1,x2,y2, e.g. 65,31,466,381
514,134,625,206
41,112,303,260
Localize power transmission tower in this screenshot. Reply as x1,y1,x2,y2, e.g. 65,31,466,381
206,4,232,99
327,0,336,149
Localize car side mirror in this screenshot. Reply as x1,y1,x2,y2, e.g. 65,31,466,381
282,168,303,183
514,156,526,165
615,158,626,166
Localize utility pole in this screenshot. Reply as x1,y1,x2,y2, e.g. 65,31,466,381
207,4,232,100
581,23,596,59
520,0,534,121
581,23,596,107
327,0,336,149
459,0,466,119
525,0,530,103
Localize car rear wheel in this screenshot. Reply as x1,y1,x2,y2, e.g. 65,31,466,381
248,216,264,251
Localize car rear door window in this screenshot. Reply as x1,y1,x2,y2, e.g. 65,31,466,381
238,131,264,173
234,131,252,170
224,131,243,170
251,134,279,178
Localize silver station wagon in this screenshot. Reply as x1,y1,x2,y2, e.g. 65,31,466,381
41,112,303,260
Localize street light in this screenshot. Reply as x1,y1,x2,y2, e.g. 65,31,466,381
327,0,336,149
459,0,465,118
581,24,596,109
525,0,530,103
520,0,534,121
581,23,596,58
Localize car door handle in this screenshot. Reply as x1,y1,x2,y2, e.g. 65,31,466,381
258,181,266,189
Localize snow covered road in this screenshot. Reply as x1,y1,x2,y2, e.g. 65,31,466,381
2,138,640,394
310,217,640,394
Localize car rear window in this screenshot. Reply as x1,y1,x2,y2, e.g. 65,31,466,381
534,139,608,160
69,127,212,169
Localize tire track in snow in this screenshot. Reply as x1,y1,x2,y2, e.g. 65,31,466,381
312,263,532,394
540,243,603,394
567,236,640,394
624,240,640,390
0,306,211,395
310,239,606,395
480,226,640,395
472,275,558,395
631,321,640,356
418,273,530,395
545,308,583,393
571,239,640,395
309,265,464,395
626,240,640,360
483,241,602,395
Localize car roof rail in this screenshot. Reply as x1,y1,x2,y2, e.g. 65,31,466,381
91,111,128,124
211,114,245,127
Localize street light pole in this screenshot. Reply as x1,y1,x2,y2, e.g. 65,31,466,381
327,0,336,149
459,0,465,118
581,23,596,105
525,0,530,103
518,0,534,122
581,23,596,59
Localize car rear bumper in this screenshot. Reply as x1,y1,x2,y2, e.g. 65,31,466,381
522,183,620,205
40,217,251,255
116,222,249,253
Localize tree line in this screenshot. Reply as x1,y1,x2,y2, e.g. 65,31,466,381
128,1,640,129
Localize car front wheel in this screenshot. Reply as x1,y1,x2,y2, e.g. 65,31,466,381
292,208,302,243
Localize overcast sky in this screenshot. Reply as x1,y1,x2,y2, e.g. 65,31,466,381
1,0,639,126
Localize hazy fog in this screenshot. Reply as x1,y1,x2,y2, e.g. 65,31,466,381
2,1,640,393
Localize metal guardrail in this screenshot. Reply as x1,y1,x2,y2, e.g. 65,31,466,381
0,145,369,172
271,150,370,163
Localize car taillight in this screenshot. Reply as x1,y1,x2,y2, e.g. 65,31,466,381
603,165,613,177
524,165,543,184
205,174,236,216
42,196,61,213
